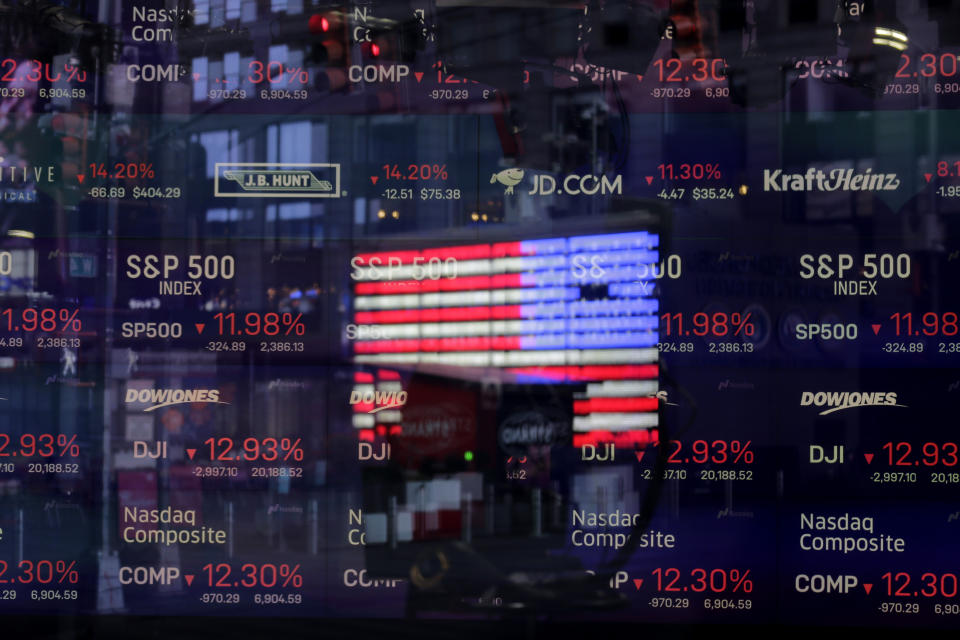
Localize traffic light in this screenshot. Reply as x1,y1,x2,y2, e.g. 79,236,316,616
46,110,88,210
927,0,960,46
669,0,707,60
309,9,349,91
714,0,839,107
584,0,665,75
360,39,381,60
357,2,426,65
839,0,908,95
435,6,579,91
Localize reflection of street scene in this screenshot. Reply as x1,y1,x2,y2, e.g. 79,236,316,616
1,0,959,633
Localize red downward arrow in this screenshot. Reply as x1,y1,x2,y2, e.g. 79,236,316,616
871,324,881,335
925,173,933,183
634,451,645,462
645,176,653,185
633,578,644,590
862,583,872,595
370,176,378,185
77,174,85,184
195,323,205,334
414,72,424,83
864,453,874,464
184,574,194,586
186,448,197,460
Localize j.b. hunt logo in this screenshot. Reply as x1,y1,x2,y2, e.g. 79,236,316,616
214,163,342,198
763,168,900,192
490,168,622,196
349,389,408,413
801,391,905,415
125,388,226,412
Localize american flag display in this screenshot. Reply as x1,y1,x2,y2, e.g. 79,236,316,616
349,231,660,446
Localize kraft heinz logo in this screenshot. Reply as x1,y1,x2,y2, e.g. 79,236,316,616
763,168,899,192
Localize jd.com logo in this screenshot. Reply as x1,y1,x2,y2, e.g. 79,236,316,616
491,168,622,196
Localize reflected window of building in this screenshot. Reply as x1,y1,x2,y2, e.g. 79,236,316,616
266,121,312,163
224,51,240,90
191,57,208,101
199,130,240,177
206,208,242,223
226,0,241,21
193,0,210,24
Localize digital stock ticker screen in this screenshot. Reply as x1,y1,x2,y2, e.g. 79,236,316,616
1,0,960,638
